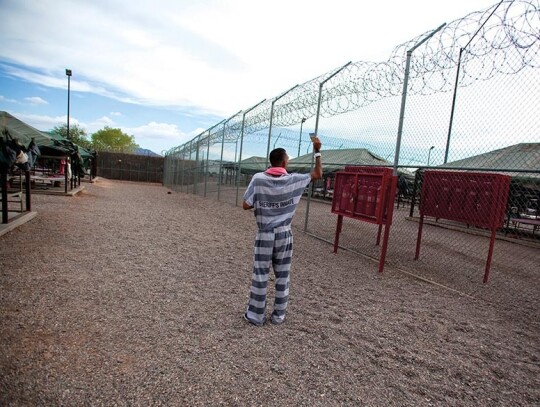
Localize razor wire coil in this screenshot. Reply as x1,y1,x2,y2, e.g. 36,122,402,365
167,0,539,156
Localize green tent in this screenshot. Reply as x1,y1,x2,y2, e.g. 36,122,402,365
443,143,540,173
1,111,94,158
288,148,392,173
2,110,94,156
238,156,268,174
237,149,412,175
43,130,93,158
1,111,95,178
0,111,60,151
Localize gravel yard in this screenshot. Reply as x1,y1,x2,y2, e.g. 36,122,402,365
1,178,539,406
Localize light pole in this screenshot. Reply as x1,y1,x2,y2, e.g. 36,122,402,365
65,69,72,192
297,117,306,157
66,69,72,137
427,146,435,166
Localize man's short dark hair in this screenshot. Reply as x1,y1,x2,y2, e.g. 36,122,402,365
269,148,287,167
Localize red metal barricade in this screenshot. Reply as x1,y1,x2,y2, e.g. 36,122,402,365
415,170,511,283
331,166,397,273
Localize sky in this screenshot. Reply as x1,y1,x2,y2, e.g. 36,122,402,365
0,0,500,155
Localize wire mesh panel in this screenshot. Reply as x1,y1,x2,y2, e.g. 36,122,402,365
97,152,163,183
163,0,540,299
415,171,511,283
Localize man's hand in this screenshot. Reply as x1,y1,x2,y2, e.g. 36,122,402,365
311,136,322,152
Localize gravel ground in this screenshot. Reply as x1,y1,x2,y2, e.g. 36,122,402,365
1,178,539,406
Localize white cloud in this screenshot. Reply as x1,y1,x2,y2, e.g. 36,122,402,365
0,95,18,103
3,110,186,152
12,113,79,131
125,121,188,145
85,116,116,134
0,0,497,116
24,96,48,105
4,0,514,155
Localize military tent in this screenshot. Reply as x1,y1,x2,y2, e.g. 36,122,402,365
287,148,393,173
443,143,540,173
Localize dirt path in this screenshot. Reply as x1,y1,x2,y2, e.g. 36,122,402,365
1,179,538,406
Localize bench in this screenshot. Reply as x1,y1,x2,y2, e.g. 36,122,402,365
508,216,540,236
0,191,24,212
10,174,65,188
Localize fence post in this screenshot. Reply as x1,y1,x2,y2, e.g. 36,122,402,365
218,123,226,201
409,168,422,217
218,111,241,201
183,141,191,193
178,153,182,188
163,155,168,186
393,24,445,176
444,3,502,164
236,99,267,206
194,136,201,195
181,146,187,192
168,155,172,186
204,119,225,197
204,133,210,197
304,61,352,232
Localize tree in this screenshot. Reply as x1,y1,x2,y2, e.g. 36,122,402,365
51,124,92,150
91,126,139,153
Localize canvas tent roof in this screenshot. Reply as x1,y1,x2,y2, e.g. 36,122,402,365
44,130,93,158
443,143,540,172
0,111,61,152
1,111,91,157
225,156,268,174
234,148,415,176
287,148,393,173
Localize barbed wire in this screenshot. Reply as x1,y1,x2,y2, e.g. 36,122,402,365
166,0,539,157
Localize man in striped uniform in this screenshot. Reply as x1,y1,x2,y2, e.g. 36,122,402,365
242,136,323,326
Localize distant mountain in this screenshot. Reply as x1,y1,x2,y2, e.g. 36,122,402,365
136,148,162,157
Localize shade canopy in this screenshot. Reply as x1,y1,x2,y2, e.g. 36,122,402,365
288,148,393,173
1,111,92,158
443,143,540,173
0,111,61,152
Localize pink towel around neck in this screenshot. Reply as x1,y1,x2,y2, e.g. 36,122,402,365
265,167,288,176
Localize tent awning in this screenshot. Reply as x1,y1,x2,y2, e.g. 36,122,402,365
288,148,394,174
1,111,91,157
0,111,63,152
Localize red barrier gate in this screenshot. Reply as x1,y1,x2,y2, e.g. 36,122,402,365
415,170,511,283
331,166,398,273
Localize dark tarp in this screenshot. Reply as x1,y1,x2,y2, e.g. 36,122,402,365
442,143,540,174
287,148,393,173
0,111,67,154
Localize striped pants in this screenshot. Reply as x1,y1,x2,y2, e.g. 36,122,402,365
245,225,293,325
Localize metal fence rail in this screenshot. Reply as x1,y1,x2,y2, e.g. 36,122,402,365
163,0,540,295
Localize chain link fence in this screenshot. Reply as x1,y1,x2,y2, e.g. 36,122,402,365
163,0,539,305
97,151,164,183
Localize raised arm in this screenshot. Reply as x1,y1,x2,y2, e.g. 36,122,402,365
310,136,323,181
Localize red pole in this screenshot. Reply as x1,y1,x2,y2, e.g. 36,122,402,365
483,228,497,283
333,215,343,253
379,177,397,273
376,224,383,246
415,214,425,260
